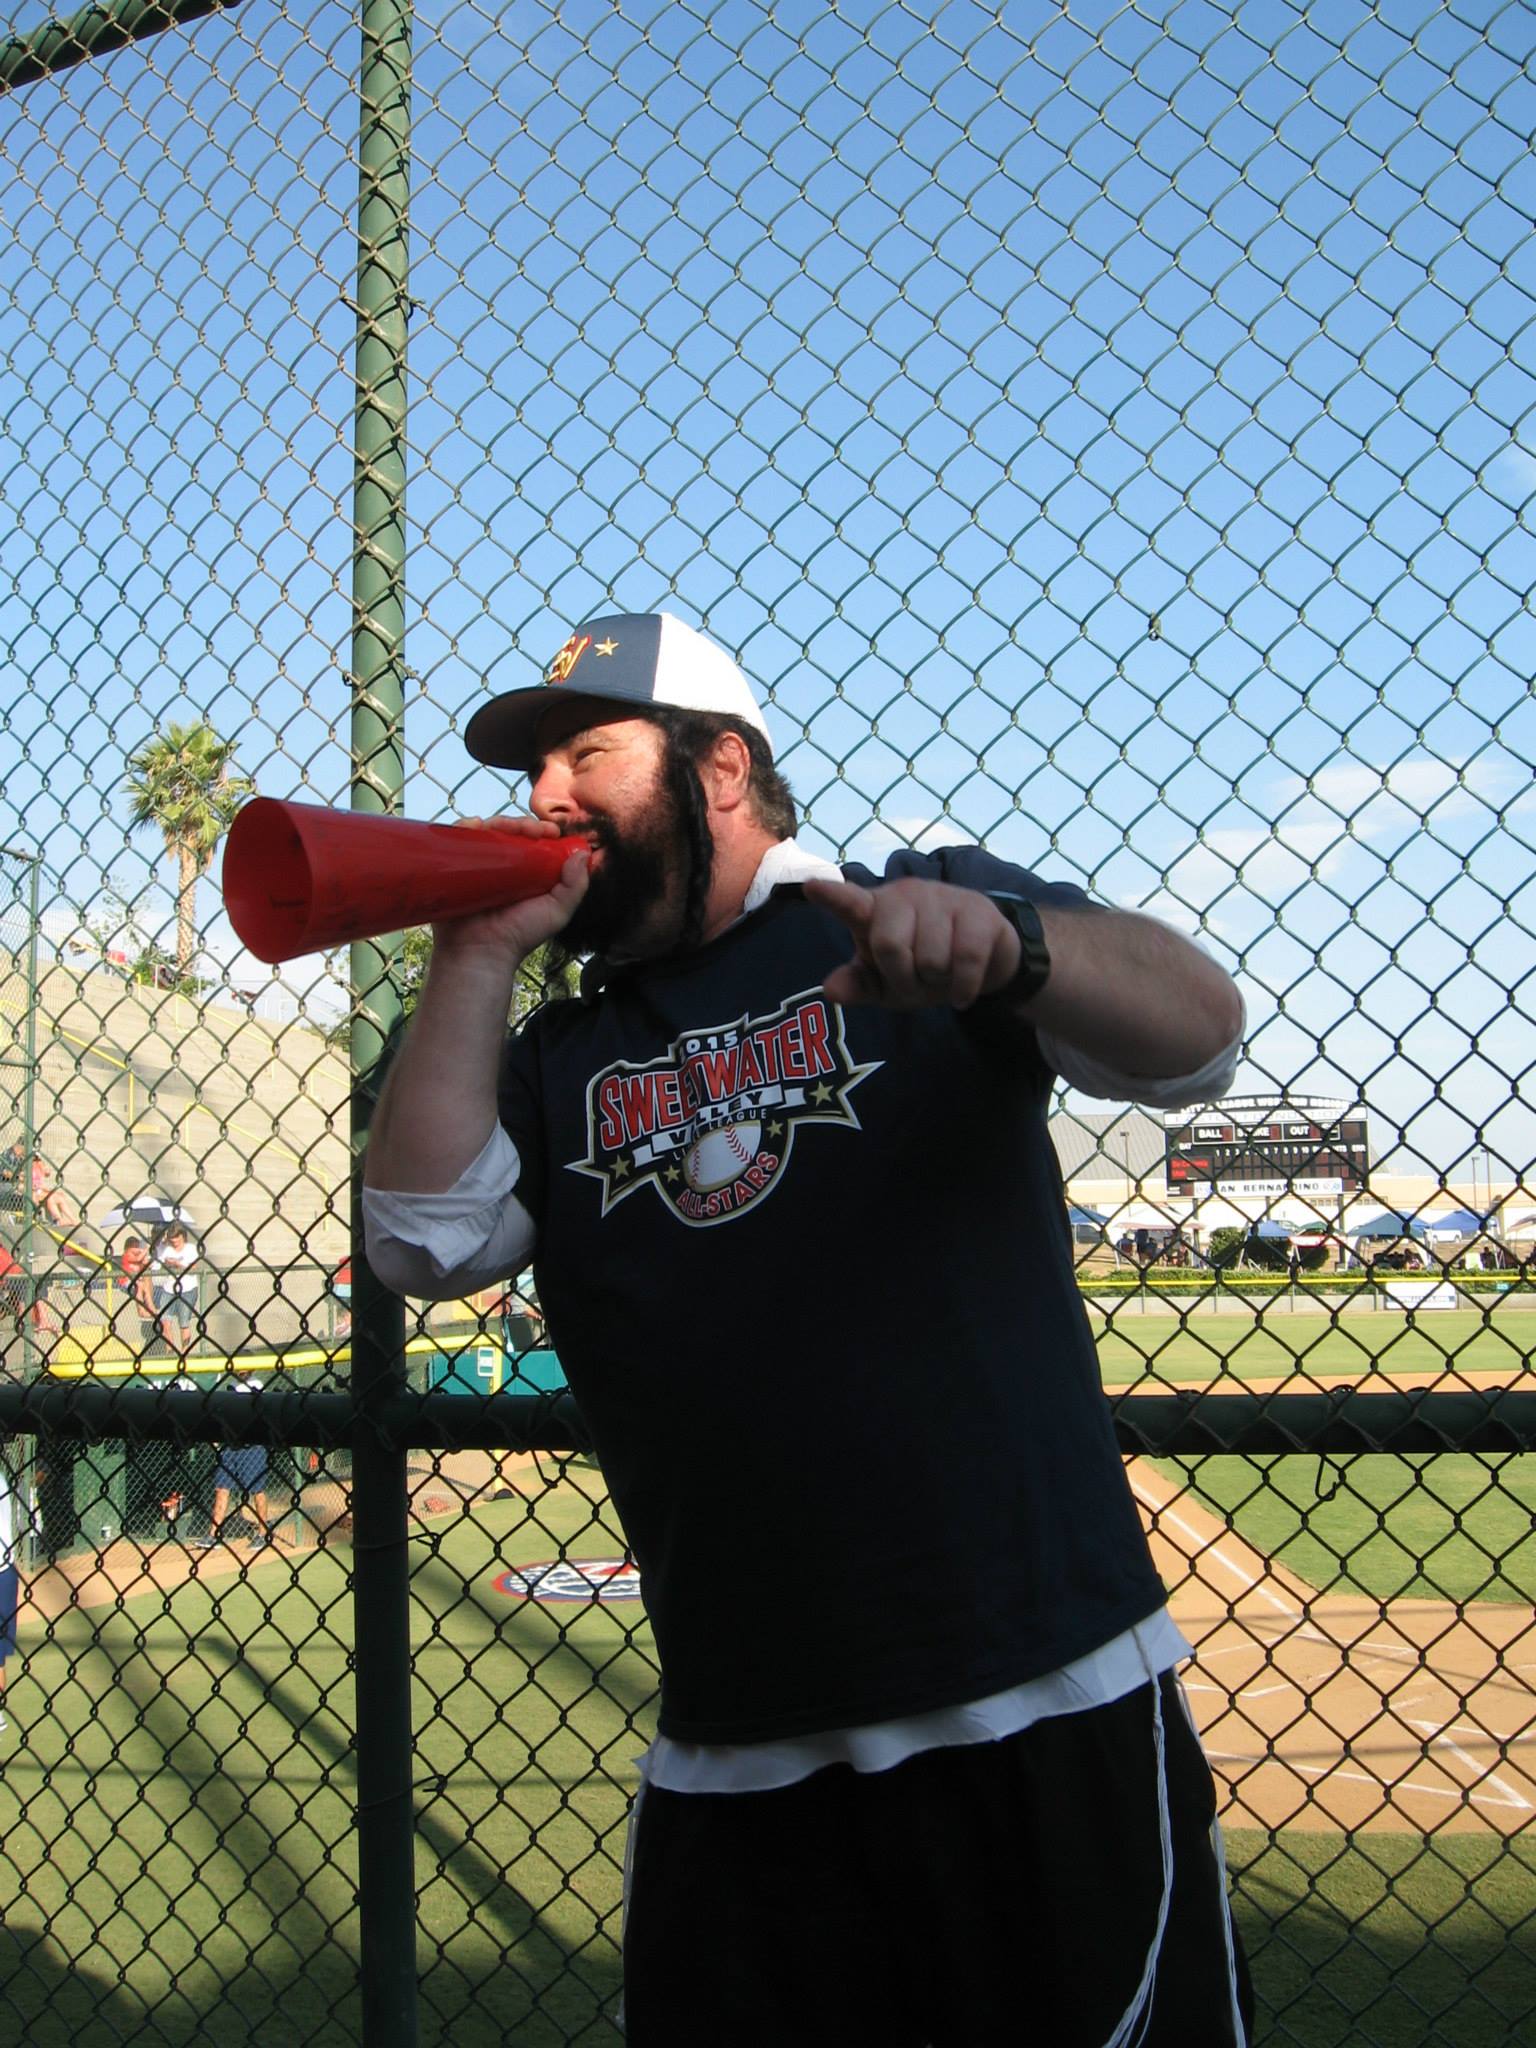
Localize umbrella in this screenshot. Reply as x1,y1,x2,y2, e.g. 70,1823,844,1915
97,1196,196,1232
1348,1211,1427,1239
1247,1218,1294,1239
1068,1205,1108,1227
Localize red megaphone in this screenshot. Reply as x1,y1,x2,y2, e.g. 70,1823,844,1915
223,798,590,964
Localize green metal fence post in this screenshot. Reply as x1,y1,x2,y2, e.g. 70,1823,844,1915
2,844,41,1388
348,0,415,2040
21,850,38,1390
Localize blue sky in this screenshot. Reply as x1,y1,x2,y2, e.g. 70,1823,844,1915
2,0,1534,1181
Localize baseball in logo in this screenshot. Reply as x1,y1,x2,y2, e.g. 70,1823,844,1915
571,988,879,1225
685,1117,761,1191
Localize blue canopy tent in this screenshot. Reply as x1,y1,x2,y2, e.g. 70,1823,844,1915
1216,1213,1301,1271
1423,1207,1485,1238
1349,1211,1427,1238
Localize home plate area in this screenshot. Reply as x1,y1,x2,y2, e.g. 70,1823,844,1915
1132,1461,1536,1836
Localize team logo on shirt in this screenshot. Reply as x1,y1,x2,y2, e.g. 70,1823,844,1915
570,987,879,1225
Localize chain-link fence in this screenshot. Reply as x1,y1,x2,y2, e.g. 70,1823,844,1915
2,1,1534,2041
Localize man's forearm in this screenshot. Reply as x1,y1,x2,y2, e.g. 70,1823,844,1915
365,946,526,1193
1026,906,1243,1080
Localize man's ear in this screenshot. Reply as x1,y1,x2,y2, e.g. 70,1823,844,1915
699,729,754,813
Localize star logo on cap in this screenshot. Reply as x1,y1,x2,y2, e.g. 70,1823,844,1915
594,637,618,656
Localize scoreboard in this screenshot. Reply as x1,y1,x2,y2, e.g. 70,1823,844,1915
1163,1095,1368,1198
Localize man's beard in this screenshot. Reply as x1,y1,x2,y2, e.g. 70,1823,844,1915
556,791,688,958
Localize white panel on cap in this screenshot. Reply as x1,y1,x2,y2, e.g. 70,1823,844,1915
652,613,774,747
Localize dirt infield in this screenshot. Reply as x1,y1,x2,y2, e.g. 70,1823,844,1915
1130,1361,1536,1837
1134,1459,1536,1836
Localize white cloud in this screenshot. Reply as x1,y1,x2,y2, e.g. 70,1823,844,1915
1273,753,1519,825
1487,442,1536,501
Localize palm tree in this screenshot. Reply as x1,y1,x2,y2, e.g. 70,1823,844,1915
123,721,253,976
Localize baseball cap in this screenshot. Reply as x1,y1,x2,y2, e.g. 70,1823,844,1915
465,611,774,770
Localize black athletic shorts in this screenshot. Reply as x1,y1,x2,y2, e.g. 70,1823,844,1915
622,1671,1254,2046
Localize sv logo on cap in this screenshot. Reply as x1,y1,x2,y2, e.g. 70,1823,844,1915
545,632,591,686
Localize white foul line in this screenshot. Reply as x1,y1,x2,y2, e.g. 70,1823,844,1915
1404,1718,1534,1814
1129,1473,1305,1622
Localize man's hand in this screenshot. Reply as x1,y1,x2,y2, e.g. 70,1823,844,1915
430,817,591,962
803,877,1019,1010
809,871,1244,1083
366,818,589,1196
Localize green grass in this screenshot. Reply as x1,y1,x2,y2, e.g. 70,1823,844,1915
1228,1830,1536,2047
1150,1451,1536,1603
4,1463,1533,2044
1,1474,648,2045
1094,1306,1536,1386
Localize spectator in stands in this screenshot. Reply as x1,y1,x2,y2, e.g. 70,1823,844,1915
0,1144,23,1216
0,1238,55,1340
26,1154,75,1232
490,1281,544,1357
330,1258,352,1343
151,1223,199,1359
0,1242,23,1334
118,1236,159,1352
0,1145,75,1230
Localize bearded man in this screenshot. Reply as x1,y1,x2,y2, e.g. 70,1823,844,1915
364,611,1253,2046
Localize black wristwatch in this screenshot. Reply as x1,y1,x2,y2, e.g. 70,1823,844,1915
983,893,1052,1006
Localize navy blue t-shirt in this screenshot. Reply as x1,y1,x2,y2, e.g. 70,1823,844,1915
499,845,1166,1743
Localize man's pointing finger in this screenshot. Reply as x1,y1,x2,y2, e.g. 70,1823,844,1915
802,877,875,932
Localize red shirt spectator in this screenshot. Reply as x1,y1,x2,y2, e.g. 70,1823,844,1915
120,1238,157,1327
0,1242,53,1331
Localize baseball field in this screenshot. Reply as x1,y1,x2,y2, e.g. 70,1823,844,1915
1096,1304,1536,1605
1093,1302,1535,1391
0,1470,640,2046
1,1306,1531,2045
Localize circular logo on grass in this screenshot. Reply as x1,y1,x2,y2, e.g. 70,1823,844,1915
495,1558,644,1604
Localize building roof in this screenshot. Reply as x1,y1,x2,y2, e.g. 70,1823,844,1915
1049,1108,1166,1182
1160,1094,1366,1130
